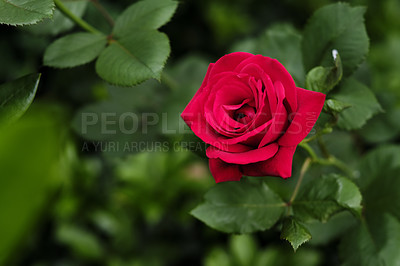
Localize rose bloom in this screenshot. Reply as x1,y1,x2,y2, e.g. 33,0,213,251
181,52,325,183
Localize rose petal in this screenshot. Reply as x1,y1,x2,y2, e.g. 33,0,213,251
241,146,297,178
278,88,326,147
206,143,278,165
204,74,255,135
209,158,243,183
234,55,297,113
258,81,289,147
240,64,277,115
209,52,253,79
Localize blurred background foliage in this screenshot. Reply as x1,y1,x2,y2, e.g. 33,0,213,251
0,0,399,265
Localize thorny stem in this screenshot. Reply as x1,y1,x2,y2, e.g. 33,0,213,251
90,0,115,26
54,0,102,34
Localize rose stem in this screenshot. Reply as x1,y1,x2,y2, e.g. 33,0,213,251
299,142,355,179
288,157,312,205
54,0,102,34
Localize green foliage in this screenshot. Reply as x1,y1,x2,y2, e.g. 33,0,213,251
302,3,369,76
332,78,382,130
292,174,362,222
205,236,322,266
339,146,400,266
96,31,170,86
357,145,400,190
0,0,397,264
232,24,305,86
94,0,178,86
280,217,312,251
56,224,104,260
229,235,257,266
340,214,400,266
0,0,54,26
323,99,351,114
28,0,88,35
358,146,400,220
306,51,343,94
0,73,40,125
44,33,107,68
191,179,286,233
0,106,65,264
41,0,178,86
112,0,178,35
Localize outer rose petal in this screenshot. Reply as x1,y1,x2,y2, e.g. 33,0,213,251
206,143,278,165
209,52,253,79
241,146,297,178
209,158,242,183
278,88,326,147
181,64,226,146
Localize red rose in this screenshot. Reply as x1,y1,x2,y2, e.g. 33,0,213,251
181,52,326,183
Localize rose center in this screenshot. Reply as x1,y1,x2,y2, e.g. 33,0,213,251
234,105,256,124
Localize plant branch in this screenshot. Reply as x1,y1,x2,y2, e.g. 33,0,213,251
161,72,179,92
54,0,102,34
90,0,115,26
317,136,330,158
289,157,312,205
299,142,354,178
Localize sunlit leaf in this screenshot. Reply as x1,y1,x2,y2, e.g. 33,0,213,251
0,73,40,124
0,106,64,264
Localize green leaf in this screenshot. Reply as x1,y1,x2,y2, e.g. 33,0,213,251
28,0,88,35
357,145,400,190
358,107,400,143
280,217,312,251
306,212,356,246
340,146,400,266
44,33,107,68
232,24,305,86
332,78,382,130
306,50,343,93
96,31,170,86
0,0,54,26
0,73,40,124
293,174,362,222
191,179,286,233
362,165,400,221
302,3,369,76
229,235,257,266
113,0,178,37
340,214,400,266
56,224,103,260
204,247,231,266
339,220,385,266
0,106,64,264
323,99,351,114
